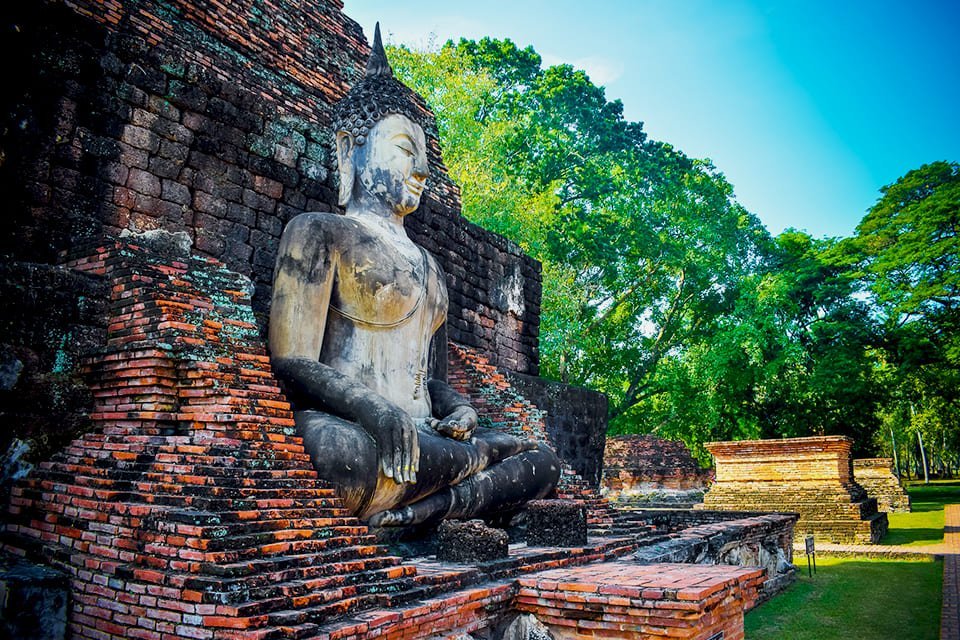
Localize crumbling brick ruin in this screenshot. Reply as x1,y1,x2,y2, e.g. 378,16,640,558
854,458,912,513
603,435,712,506
703,436,888,544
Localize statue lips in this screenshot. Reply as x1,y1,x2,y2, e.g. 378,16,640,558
405,179,425,197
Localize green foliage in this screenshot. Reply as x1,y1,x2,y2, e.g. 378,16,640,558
388,37,960,462
389,38,771,440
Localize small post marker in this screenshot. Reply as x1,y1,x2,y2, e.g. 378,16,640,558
804,535,817,577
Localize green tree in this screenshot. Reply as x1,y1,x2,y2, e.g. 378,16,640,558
848,162,960,475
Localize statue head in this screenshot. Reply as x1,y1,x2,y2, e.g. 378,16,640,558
332,24,430,214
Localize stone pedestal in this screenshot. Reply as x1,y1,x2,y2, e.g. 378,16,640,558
437,520,509,563
525,500,587,547
702,436,888,544
854,458,912,513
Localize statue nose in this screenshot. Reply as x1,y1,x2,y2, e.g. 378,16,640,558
412,156,429,182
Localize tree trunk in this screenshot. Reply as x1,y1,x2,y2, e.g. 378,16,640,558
891,428,900,479
917,430,930,485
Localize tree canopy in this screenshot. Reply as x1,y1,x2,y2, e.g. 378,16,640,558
388,39,959,469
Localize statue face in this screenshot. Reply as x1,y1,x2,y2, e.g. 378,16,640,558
351,114,429,216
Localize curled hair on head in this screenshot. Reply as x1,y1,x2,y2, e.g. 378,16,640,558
331,23,429,146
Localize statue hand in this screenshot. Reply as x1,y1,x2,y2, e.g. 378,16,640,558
375,408,420,484
429,405,478,442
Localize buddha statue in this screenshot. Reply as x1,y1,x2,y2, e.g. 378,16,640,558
268,25,560,527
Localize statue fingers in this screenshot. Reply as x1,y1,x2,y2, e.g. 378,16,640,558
399,421,413,484
408,424,419,483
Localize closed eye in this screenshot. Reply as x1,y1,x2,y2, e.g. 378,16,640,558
395,144,415,157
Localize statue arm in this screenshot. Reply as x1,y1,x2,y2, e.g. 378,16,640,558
427,379,478,442
269,214,419,484
273,357,418,483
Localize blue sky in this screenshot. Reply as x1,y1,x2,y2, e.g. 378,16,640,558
342,0,960,239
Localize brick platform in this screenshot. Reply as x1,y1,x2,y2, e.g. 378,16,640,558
516,562,764,640
854,458,912,513
703,436,888,544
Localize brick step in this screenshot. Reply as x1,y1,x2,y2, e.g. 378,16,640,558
185,564,418,609
266,594,376,628
159,510,358,531
28,473,334,500
198,546,399,579
201,534,382,564
703,502,877,519
162,508,353,526
54,442,310,463
35,466,317,489
188,562,415,602
14,483,348,515
193,525,371,553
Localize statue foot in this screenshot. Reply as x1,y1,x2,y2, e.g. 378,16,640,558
367,506,416,527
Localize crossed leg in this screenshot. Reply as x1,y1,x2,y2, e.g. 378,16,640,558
296,410,561,525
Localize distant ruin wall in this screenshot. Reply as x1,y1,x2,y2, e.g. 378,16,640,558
853,458,911,513
0,0,540,377
602,435,712,504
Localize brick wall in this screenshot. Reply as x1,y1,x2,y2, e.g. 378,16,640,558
602,435,712,498
515,562,764,640
507,373,608,488
1,0,540,377
703,436,889,544
853,458,912,513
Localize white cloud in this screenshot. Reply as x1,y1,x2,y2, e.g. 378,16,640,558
541,53,624,87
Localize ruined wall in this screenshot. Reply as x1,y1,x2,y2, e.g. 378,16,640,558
853,458,912,513
508,372,608,488
602,435,712,502
0,0,540,375
703,436,889,544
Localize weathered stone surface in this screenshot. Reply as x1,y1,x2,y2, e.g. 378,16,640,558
525,499,587,547
624,510,798,603
436,519,509,563
703,436,889,544
500,613,555,640
0,556,69,640
854,458,912,513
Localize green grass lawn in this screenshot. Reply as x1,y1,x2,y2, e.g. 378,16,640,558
882,480,960,546
745,555,943,640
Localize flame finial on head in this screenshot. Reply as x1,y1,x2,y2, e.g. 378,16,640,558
365,23,393,79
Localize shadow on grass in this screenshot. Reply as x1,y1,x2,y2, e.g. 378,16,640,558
882,527,944,546
746,556,942,640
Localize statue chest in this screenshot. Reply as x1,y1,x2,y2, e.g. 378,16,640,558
330,245,447,332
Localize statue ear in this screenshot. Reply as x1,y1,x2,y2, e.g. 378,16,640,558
335,131,355,207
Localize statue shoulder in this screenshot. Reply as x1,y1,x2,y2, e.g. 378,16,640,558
280,212,366,249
